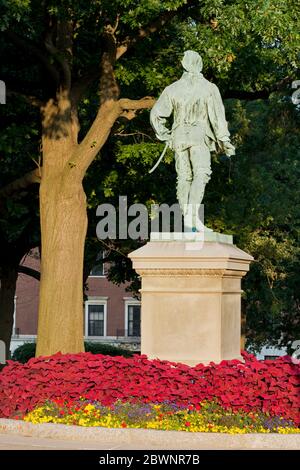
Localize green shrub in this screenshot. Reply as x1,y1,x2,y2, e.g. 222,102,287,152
12,343,36,363
84,342,135,358
11,341,135,363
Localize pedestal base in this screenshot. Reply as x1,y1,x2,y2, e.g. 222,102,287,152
129,239,253,366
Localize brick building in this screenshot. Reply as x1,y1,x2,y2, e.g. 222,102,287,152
11,250,141,353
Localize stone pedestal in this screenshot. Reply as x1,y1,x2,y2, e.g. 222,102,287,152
129,238,253,366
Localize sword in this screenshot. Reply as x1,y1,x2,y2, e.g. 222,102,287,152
148,142,170,174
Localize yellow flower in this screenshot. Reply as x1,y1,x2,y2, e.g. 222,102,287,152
84,404,95,412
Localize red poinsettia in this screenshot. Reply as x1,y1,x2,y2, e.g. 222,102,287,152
0,351,299,425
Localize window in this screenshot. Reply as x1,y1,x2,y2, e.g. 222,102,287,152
85,302,107,337
88,305,104,336
90,252,105,277
127,304,141,337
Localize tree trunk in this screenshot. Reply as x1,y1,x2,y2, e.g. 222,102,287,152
36,177,87,356
0,265,18,359
35,90,150,356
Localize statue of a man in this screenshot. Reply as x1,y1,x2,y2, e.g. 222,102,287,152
150,50,235,227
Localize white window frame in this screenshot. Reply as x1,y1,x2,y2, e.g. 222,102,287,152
85,299,107,338
124,298,141,338
89,251,106,278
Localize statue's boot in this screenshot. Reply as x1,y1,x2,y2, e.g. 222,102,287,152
187,172,211,231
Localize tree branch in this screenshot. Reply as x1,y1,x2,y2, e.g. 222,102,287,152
119,97,156,110
6,90,44,108
18,265,40,281
65,100,122,178
65,1,194,177
71,66,100,105
118,97,156,120
225,77,292,101
71,2,192,104
64,96,155,178
0,169,41,199
5,30,59,85
99,27,120,104
224,90,270,100
44,17,73,91
71,13,122,104
113,131,153,140
116,1,196,60
71,25,119,105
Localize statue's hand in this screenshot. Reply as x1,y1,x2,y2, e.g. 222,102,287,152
222,141,235,157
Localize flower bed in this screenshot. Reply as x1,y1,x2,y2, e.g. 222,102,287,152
0,351,299,426
24,399,300,433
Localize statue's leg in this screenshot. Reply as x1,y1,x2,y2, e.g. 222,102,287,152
189,144,211,206
188,145,211,228
174,149,192,213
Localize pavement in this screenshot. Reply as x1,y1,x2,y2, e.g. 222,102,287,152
0,433,139,450
0,419,299,450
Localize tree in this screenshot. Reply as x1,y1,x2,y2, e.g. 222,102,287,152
1,0,299,356
0,94,41,358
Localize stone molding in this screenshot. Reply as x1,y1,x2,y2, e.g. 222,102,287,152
136,268,247,278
